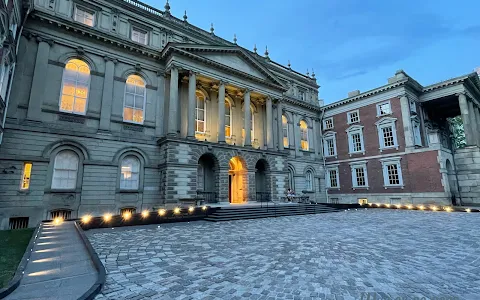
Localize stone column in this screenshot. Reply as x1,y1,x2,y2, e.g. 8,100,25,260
313,118,319,156
400,95,414,148
458,93,475,146
243,89,252,146
468,100,479,146
99,57,116,132
167,66,179,136
27,38,52,121
266,97,273,149
294,114,301,156
187,71,196,138
217,81,226,143
277,101,284,151
155,72,166,137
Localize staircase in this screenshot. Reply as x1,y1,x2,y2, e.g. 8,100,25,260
204,203,341,222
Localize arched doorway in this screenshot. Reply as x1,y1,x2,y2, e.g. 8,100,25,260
197,153,218,203
255,159,270,202
229,156,247,203
446,159,458,205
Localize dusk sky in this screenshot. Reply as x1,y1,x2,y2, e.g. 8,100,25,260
145,0,480,104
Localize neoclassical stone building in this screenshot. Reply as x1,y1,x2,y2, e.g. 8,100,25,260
0,0,325,228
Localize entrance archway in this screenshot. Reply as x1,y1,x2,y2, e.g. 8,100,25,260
255,159,270,202
197,153,218,203
228,156,247,203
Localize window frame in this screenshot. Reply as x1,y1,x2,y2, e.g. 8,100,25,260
350,161,369,189
323,132,337,158
347,110,360,124
120,156,141,191
380,157,404,188
20,162,32,191
195,90,207,135
323,117,334,130
131,26,148,45
299,120,309,151
59,59,91,115
225,99,232,139
305,170,314,191
287,166,295,190
375,117,399,151
51,150,80,190
73,5,96,27
376,101,392,117
346,125,365,156
123,74,146,125
282,114,289,148
326,165,340,189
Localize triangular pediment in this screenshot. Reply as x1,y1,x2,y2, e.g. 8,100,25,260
162,43,285,88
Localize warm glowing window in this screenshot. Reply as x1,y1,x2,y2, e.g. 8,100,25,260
52,150,79,189
124,75,146,124
225,100,232,138
74,6,95,27
120,156,140,190
20,162,32,190
282,115,289,148
300,120,309,151
196,91,206,134
60,59,90,114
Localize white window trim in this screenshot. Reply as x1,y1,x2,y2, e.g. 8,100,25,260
123,75,146,125
326,165,340,189
58,59,91,116
380,157,404,189
346,125,365,156
349,161,369,189
299,120,309,151
305,170,314,191
376,100,392,117
73,5,96,27
282,115,289,148
323,131,337,158
131,27,148,45
225,99,232,138
120,156,141,190
323,117,334,130
347,110,360,124
375,117,399,151
196,91,207,134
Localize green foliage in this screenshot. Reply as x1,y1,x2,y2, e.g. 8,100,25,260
448,116,466,149
0,229,33,287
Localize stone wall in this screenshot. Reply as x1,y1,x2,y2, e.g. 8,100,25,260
454,146,480,205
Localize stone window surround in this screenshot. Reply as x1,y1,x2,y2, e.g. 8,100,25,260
116,151,145,193
380,157,404,189
282,114,289,148
376,100,392,117
45,145,85,193
123,74,147,125
130,22,150,46
72,4,96,27
323,117,334,130
375,117,399,152
305,169,314,191
326,164,340,189
323,131,337,158
299,119,309,152
346,124,365,156
347,109,360,124
58,58,91,116
349,161,369,190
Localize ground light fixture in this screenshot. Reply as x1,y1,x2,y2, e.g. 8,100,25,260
188,206,195,213
466,208,472,213
431,206,438,211
418,205,425,210
444,206,453,212
53,217,63,225
81,215,92,224
407,204,413,209
158,209,166,216
202,206,207,211
103,213,112,222
173,207,181,214
141,210,149,218
123,212,132,220
395,204,402,209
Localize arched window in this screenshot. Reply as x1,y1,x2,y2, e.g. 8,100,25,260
52,150,79,189
300,120,309,151
282,115,289,148
196,90,206,134
60,59,90,114
120,156,140,190
288,166,295,190
225,99,232,138
305,170,313,191
124,75,146,124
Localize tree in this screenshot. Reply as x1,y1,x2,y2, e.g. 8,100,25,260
448,116,466,149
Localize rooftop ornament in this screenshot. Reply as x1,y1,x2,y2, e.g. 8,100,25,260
288,60,291,69
210,23,214,35
311,69,316,79
183,10,188,22
164,0,170,16
253,44,257,54
265,46,270,60
233,34,237,44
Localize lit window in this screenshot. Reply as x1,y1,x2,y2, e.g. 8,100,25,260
350,162,368,188
326,167,339,188
347,110,360,124
300,120,309,151
381,158,404,188
52,150,79,189
124,75,146,124
282,115,289,148
120,156,140,190
376,118,398,150
225,100,232,138
132,27,148,45
323,133,337,157
347,125,364,154
305,170,313,191
323,117,334,130
196,91,206,135
20,162,32,190
74,6,95,27
377,101,392,116
60,59,90,115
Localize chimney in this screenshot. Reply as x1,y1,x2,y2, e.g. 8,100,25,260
348,90,360,97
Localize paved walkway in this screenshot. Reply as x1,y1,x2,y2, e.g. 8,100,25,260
6,221,97,300
88,210,480,300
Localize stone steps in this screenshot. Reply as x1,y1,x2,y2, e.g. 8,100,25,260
204,204,340,222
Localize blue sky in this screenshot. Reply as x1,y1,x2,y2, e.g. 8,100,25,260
145,0,480,104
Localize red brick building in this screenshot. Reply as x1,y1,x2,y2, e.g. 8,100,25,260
321,70,480,205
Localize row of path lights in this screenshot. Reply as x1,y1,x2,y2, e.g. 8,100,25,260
361,203,472,213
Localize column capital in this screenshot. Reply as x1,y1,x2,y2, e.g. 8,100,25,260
399,93,408,100
103,56,118,64
189,70,198,76
456,92,467,98
156,70,167,77
243,88,252,94
166,63,180,74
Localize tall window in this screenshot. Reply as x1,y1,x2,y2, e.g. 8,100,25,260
326,167,339,189
323,117,334,130
225,100,232,138
381,158,404,187
377,101,392,116
376,118,398,150
74,6,95,27
347,126,365,155
300,120,309,151
52,150,79,189
347,110,360,124
288,167,295,190
60,59,90,114
282,115,289,148
131,27,148,45
351,163,368,189
196,91,206,134
323,133,337,157
20,162,32,190
120,156,140,190
305,170,313,191
124,75,146,124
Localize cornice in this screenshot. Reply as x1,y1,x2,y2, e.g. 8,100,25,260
282,95,322,112
421,73,474,93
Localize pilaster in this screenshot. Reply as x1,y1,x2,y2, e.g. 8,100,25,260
400,95,414,148
187,71,196,138
458,93,475,146
217,81,226,143
155,71,166,137
98,57,116,132
243,89,252,146
266,97,273,149
277,101,284,151
167,66,179,136
467,100,479,146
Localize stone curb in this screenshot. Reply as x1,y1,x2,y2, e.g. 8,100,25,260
0,224,41,299
74,221,106,300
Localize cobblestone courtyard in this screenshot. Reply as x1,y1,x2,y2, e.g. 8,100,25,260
87,210,480,300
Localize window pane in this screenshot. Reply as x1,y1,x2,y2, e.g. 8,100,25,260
62,81,75,96
60,95,74,112
125,94,134,107
134,96,144,109
52,151,79,189
126,84,135,94
124,107,133,121
133,109,143,123
73,98,86,114
21,163,32,190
